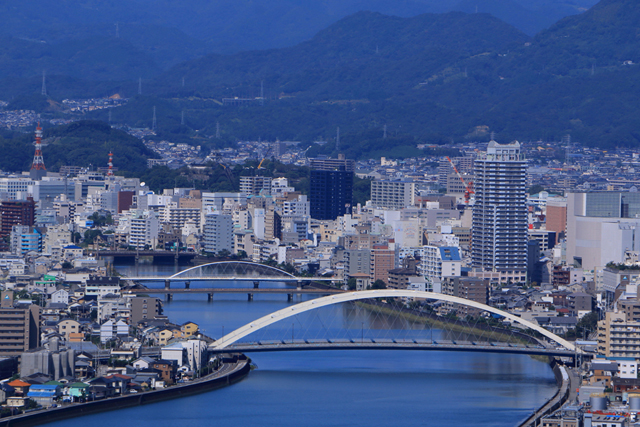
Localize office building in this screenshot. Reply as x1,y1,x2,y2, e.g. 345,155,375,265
310,167,353,221
471,141,528,279
566,191,640,270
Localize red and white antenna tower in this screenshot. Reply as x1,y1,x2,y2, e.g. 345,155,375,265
31,122,46,172
107,151,114,177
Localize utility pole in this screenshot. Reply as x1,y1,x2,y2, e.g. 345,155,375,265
41,70,47,97
152,106,157,132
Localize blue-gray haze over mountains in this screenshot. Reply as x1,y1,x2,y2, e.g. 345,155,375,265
3,0,640,159
0,0,597,73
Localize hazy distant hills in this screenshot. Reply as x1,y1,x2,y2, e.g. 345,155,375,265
135,0,640,152
155,11,529,99
0,0,594,73
3,0,640,158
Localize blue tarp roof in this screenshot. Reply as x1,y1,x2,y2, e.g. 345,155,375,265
29,385,59,391
27,391,56,397
439,247,461,261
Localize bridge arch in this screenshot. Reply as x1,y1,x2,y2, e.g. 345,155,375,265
170,261,296,280
211,290,575,351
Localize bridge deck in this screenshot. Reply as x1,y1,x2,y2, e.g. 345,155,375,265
126,288,344,295
209,340,575,358
125,276,339,282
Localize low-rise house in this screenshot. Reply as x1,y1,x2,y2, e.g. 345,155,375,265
132,356,155,370
6,396,29,408
26,384,61,408
58,319,81,341
100,319,129,343
7,380,30,396
66,382,89,401
173,322,199,339
150,360,177,384
88,377,119,399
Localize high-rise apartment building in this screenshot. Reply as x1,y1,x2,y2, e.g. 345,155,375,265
240,176,272,196
0,198,36,251
441,277,489,318
370,244,396,284
309,155,355,172
204,212,233,254
472,141,527,279
370,180,416,210
0,291,40,358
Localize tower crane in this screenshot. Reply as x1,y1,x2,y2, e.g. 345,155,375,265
446,156,474,204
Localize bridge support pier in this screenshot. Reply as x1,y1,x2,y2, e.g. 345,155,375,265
287,293,293,302
253,281,259,289
165,293,172,302
207,293,213,302
185,281,190,289
248,293,253,301
164,280,170,290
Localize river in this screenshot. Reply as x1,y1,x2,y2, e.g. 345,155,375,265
49,263,558,427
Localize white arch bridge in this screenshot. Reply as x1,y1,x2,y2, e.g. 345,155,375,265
125,261,339,284
209,290,581,359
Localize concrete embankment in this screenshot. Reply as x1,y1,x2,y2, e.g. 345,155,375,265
517,359,573,427
0,360,250,427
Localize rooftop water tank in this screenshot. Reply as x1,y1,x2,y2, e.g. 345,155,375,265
590,394,607,411
629,394,640,411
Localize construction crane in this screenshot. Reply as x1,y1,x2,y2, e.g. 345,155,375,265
257,158,266,170
446,156,474,204
219,163,236,191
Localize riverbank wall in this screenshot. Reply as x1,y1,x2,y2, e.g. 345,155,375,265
0,360,250,427
517,359,572,427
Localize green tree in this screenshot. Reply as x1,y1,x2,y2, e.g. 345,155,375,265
353,177,372,206
528,184,545,195
83,229,103,245
346,278,357,290
371,280,387,290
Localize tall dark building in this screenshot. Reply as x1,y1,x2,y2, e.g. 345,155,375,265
0,198,36,250
310,167,353,221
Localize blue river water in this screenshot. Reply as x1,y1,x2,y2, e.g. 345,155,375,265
48,264,558,427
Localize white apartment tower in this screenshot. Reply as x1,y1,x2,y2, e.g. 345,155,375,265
204,212,233,254
471,141,528,276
